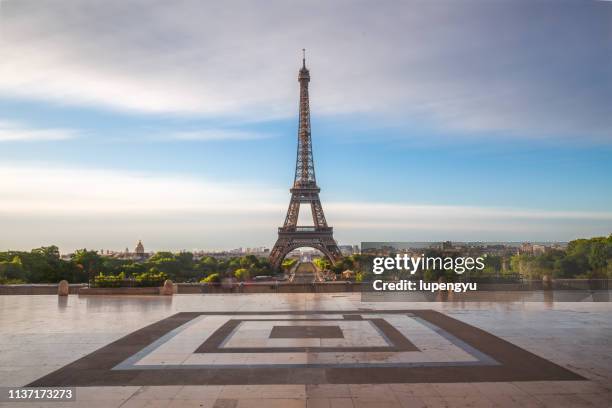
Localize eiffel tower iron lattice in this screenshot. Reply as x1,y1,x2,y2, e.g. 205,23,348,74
270,51,342,270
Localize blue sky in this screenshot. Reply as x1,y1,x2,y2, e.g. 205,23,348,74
0,0,611,252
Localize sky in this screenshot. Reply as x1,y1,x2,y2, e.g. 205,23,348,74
0,0,611,252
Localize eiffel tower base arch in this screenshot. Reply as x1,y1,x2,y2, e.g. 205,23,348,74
270,229,342,271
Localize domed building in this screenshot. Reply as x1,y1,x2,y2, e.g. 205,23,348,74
135,240,145,257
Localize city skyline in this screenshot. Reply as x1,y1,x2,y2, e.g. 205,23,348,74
1,0,612,252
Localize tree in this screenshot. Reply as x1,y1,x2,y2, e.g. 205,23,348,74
199,257,218,272
554,255,584,278
281,258,297,271
0,256,26,283
147,255,181,280
201,273,220,283
149,251,175,262
234,268,249,281
27,246,74,282
176,252,194,269
313,257,330,271
72,249,102,276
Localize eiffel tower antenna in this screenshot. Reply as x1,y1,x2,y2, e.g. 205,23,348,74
270,53,342,270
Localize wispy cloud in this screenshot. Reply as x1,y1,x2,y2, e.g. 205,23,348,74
1,164,610,251
0,1,610,141
0,120,78,142
0,163,284,215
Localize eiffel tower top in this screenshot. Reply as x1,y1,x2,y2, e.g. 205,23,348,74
294,49,316,188
299,48,310,81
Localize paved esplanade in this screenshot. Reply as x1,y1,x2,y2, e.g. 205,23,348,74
1,294,610,407
292,262,317,283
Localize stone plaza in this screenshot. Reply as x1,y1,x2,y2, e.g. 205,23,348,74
0,293,611,407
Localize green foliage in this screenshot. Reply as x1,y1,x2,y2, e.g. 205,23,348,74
0,255,26,282
510,235,612,279
234,268,249,281
313,257,331,270
72,249,102,275
93,270,166,288
134,269,168,282
200,273,220,283
0,246,83,283
281,258,297,271
0,247,267,284
198,256,218,271
330,257,354,274
0,278,27,284
92,272,125,288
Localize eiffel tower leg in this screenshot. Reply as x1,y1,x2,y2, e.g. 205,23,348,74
310,199,328,229
270,237,291,270
283,194,300,228
321,236,342,262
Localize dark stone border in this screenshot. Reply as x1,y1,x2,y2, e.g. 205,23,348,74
270,325,344,338
28,310,584,386
195,317,418,353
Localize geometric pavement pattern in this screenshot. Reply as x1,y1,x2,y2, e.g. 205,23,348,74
28,310,583,386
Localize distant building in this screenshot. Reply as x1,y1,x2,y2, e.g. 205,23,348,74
532,244,548,255
102,241,151,260
339,245,356,256
135,240,145,256
441,241,453,250
519,242,550,255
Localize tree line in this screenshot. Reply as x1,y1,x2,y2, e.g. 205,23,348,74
0,247,275,284
1,235,610,284
315,235,612,282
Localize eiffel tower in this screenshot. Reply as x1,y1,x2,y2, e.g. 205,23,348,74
270,51,342,270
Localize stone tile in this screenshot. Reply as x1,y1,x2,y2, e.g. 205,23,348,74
174,385,223,400
397,396,427,408
212,399,238,408
236,398,306,408
471,382,528,397
390,383,441,397
349,384,398,402
271,325,343,339
418,397,449,408
432,383,480,397
487,394,545,408
219,385,306,399
75,386,139,401
513,381,608,395
307,398,331,408
168,400,217,408
353,400,402,408
73,402,125,408
130,386,183,400
329,398,354,408
120,399,173,408
533,393,605,408
576,393,612,407
442,395,495,408
307,384,352,398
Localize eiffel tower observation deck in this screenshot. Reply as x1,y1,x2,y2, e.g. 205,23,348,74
269,50,342,270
